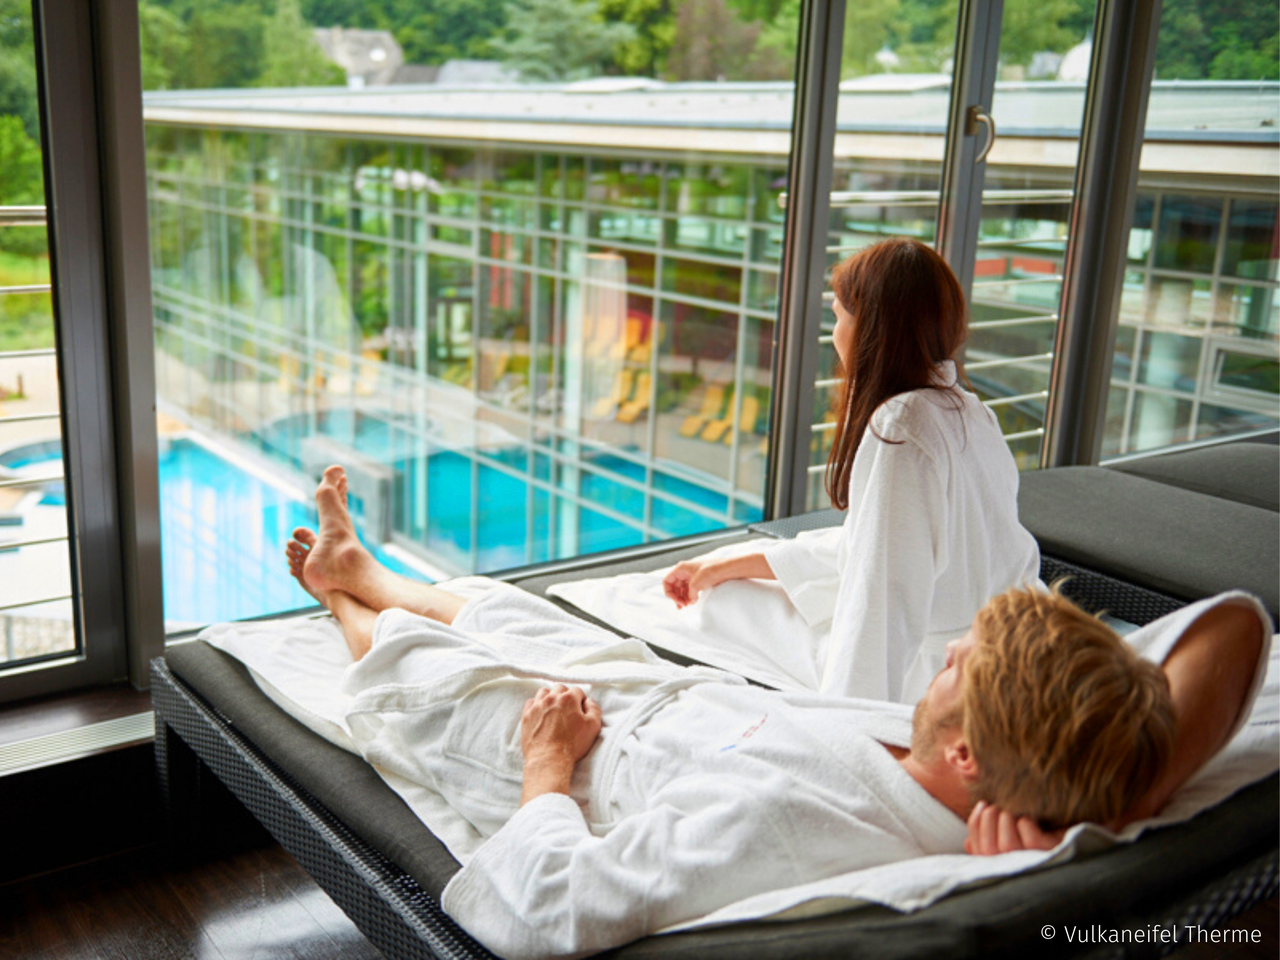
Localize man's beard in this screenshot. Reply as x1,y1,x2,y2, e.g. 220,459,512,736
910,689,960,763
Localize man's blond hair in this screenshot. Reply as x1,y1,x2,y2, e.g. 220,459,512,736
962,585,1176,829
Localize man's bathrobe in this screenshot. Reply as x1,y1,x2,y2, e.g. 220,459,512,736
762,360,1041,704
341,581,1269,960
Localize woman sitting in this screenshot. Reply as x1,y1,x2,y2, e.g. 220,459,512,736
664,237,1041,703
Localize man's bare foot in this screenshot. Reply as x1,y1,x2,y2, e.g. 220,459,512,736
286,528,324,605
300,465,370,594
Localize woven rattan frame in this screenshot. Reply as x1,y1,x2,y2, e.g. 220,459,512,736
152,658,494,960
152,556,1276,960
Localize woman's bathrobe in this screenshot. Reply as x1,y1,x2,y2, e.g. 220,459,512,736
761,361,1041,703
339,582,1270,960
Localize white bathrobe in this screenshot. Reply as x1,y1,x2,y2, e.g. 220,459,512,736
339,583,1270,960
762,361,1041,703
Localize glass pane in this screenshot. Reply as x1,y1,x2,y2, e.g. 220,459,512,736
0,4,77,669
800,6,966,507
140,0,797,630
1101,1,1280,459
968,3,1096,470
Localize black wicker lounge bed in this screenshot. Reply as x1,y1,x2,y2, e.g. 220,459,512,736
152,441,1280,960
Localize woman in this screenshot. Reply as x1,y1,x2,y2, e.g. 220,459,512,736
663,237,1041,703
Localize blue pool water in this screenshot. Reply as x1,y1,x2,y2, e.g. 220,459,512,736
5,428,760,627
156,438,423,626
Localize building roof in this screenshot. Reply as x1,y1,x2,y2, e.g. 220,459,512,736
141,79,1278,180
144,78,1278,139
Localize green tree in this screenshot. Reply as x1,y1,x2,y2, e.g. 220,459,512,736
138,2,191,91
1149,1,1278,81
840,0,901,77
0,113,41,203
596,0,675,76
256,0,345,86
0,0,39,137
183,5,267,88
0,113,46,256
664,0,789,80
993,0,1091,67
394,1,507,64
493,0,636,81
303,0,508,67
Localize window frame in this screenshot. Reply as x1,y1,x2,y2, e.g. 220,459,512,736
0,0,162,701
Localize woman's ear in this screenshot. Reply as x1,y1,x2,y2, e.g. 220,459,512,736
944,739,980,783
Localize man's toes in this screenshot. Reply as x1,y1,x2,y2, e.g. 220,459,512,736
322,465,346,486
292,527,316,547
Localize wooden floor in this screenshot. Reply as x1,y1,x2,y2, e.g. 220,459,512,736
2,835,1275,960
0,842,381,960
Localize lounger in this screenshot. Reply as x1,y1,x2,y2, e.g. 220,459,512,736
153,527,1278,959
678,384,726,438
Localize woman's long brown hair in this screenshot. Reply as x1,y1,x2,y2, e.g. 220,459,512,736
824,238,969,510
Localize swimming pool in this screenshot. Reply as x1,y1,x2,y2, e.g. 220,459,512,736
4,429,759,629
157,437,425,627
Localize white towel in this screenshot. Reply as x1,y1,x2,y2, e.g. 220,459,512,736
549,536,828,691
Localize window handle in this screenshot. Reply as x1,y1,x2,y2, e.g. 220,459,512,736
966,106,996,165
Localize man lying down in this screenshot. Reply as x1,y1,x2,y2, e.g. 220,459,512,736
282,467,1270,960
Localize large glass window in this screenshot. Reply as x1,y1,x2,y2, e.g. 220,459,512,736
1101,4,1279,458
140,0,798,631
0,7,75,667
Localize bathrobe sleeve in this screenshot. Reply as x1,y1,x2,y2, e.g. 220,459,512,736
818,434,949,702
761,525,844,625
441,780,800,960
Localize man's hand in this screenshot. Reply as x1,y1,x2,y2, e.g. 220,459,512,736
965,800,1065,856
662,553,775,608
519,685,602,806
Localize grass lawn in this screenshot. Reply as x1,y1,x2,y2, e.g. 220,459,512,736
0,250,55,352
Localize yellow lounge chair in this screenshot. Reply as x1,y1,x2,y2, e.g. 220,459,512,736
616,371,651,423
721,394,761,445
679,384,725,438
590,368,634,419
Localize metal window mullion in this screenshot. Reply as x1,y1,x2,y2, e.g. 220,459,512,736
1042,0,1163,468
935,0,1003,296
766,0,845,520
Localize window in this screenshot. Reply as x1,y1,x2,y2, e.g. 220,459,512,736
1101,3,1279,459
0,0,146,697
139,0,800,632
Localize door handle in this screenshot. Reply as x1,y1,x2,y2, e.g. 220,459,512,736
966,106,996,164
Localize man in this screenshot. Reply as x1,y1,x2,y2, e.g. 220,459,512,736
286,466,1268,960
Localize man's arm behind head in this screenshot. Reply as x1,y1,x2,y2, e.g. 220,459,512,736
1120,600,1267,826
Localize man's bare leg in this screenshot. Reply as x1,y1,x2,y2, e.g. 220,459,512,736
286,465,466,625
324,588,379,661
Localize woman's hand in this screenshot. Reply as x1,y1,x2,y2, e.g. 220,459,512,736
663,560,726,608
520,685,602,805
964,800,1065,855
662,553,776,608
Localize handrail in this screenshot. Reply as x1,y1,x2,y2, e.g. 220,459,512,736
0,594,72,613
0,206,47,228
0,474,62,490
782,188,1074,209
972,274,1064,288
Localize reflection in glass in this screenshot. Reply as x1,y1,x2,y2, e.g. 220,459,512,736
1223,200,1278,281
1154,196,1223,274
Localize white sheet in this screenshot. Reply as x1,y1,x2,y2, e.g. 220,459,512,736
197,584,1280,939
550,536,828,691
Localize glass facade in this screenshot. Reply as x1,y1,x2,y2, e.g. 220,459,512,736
145,126,785,620
141,74,1279,626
